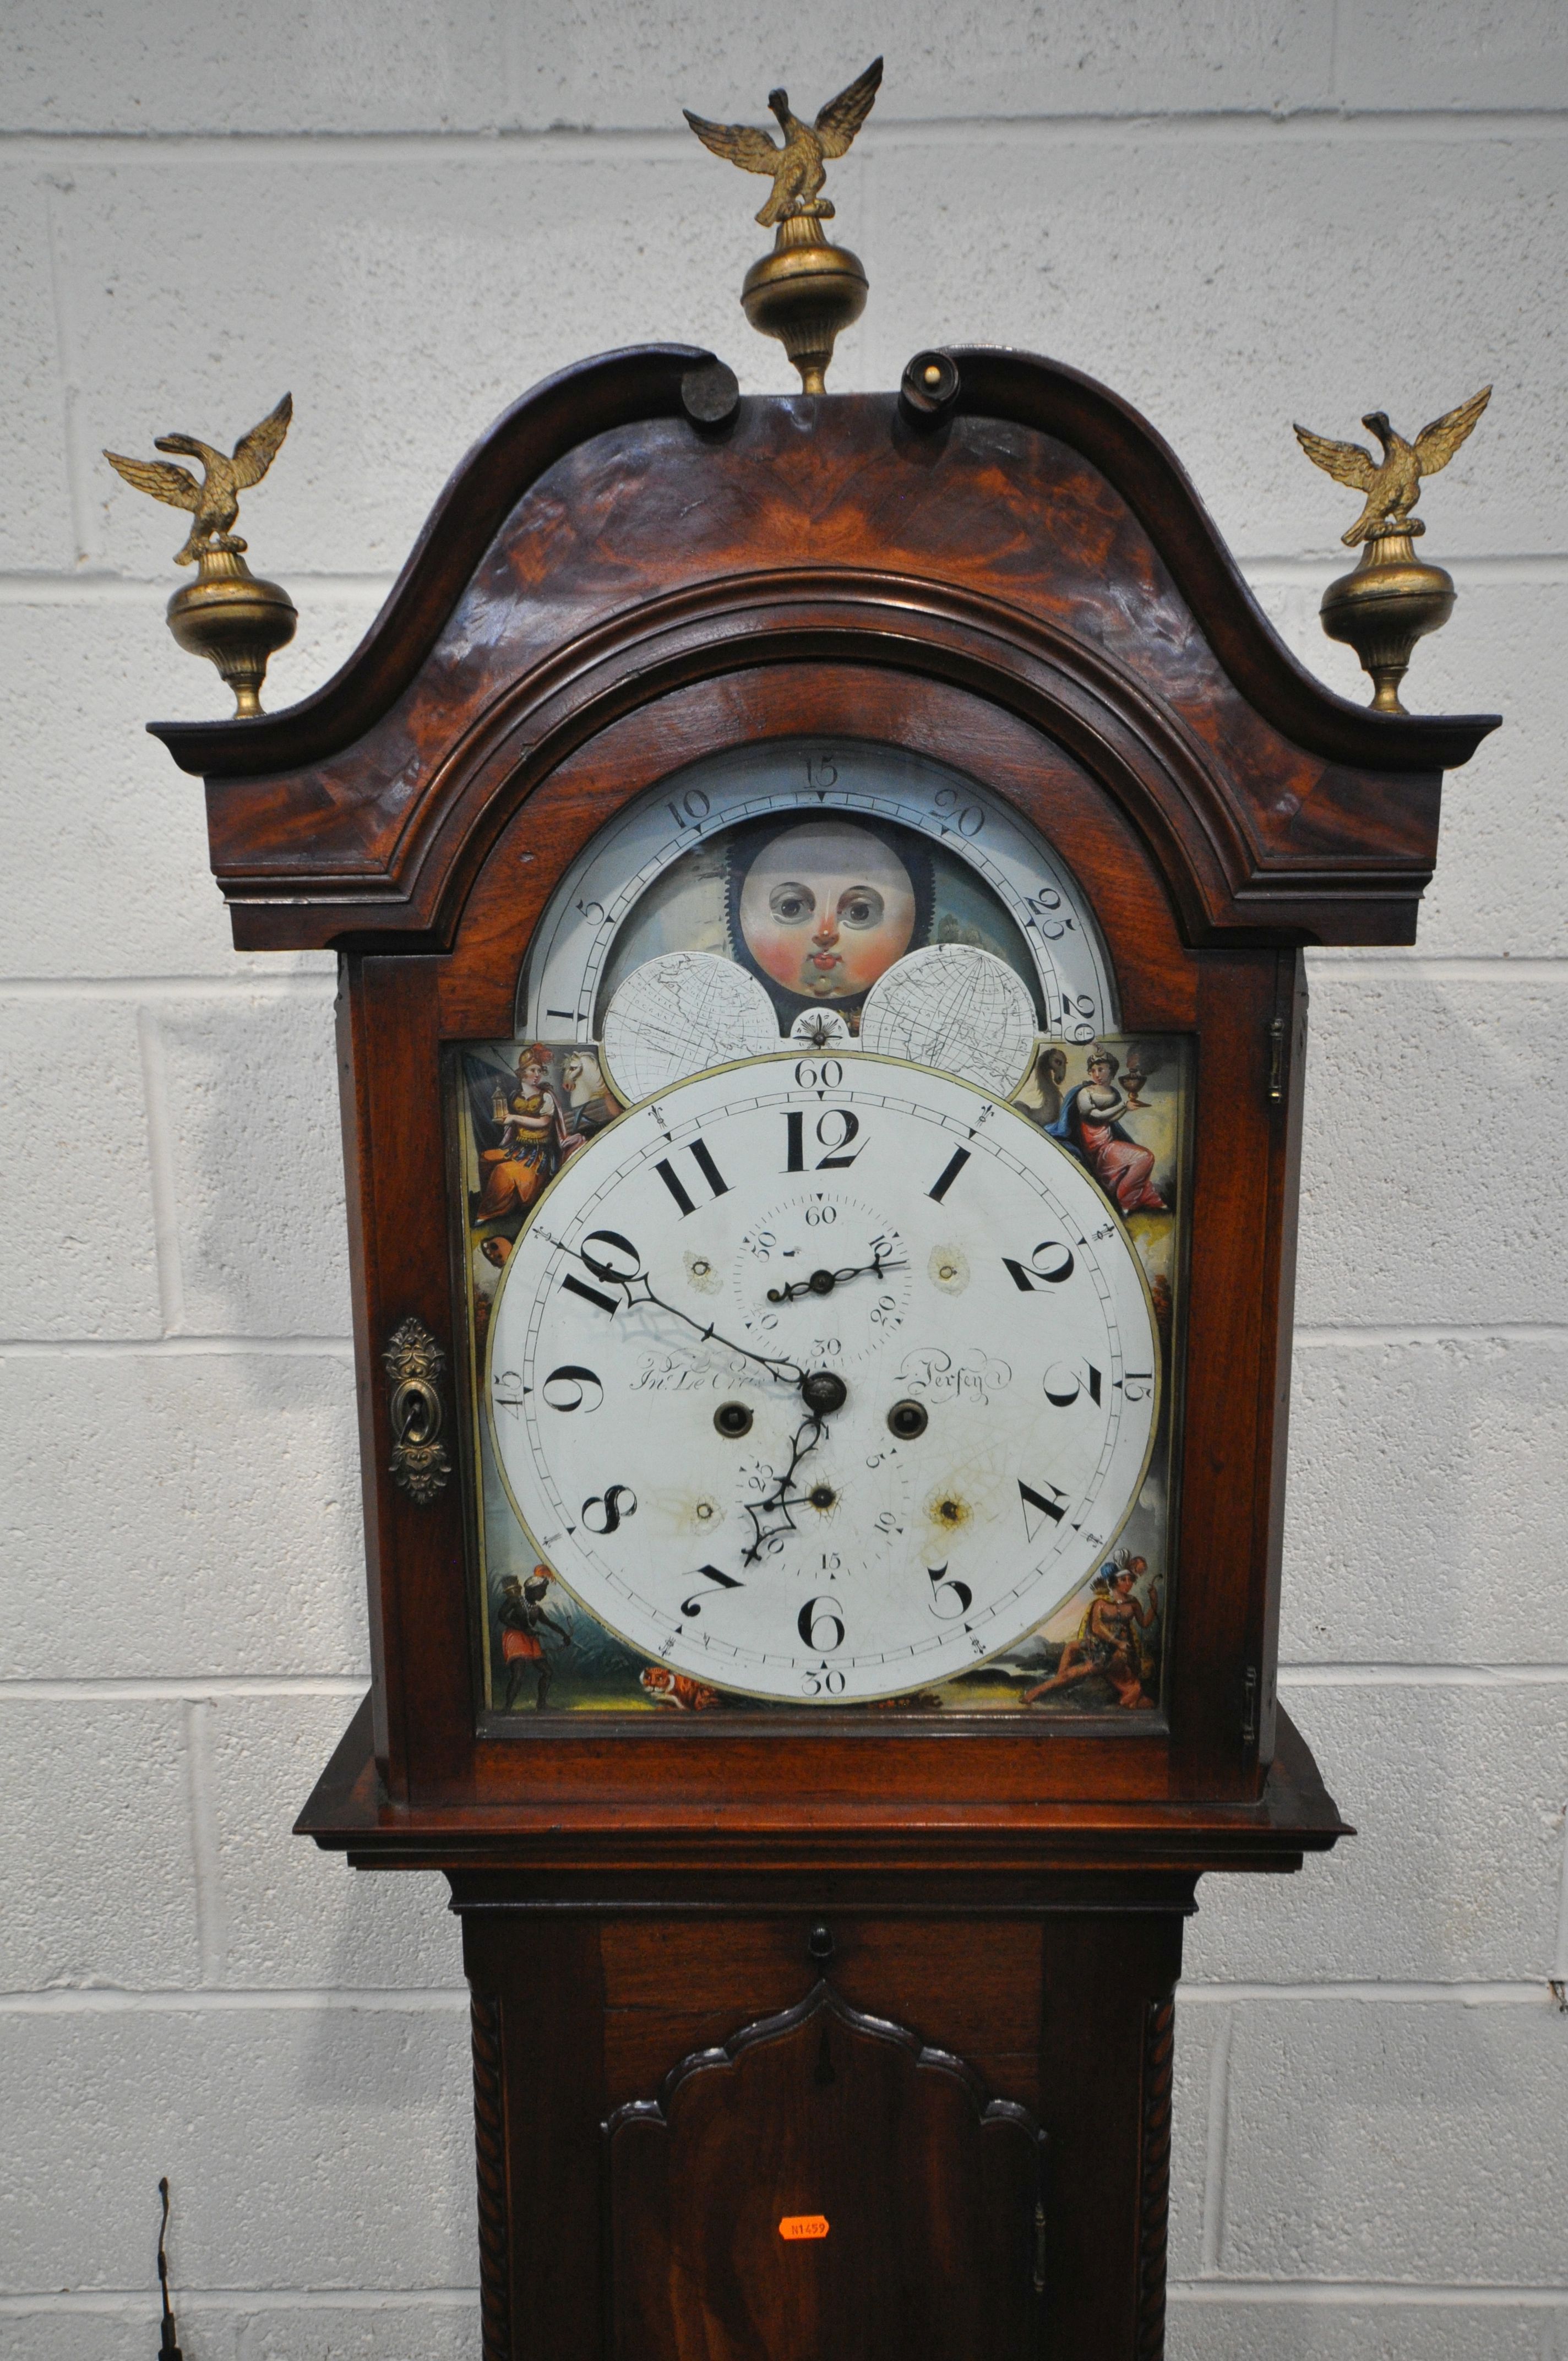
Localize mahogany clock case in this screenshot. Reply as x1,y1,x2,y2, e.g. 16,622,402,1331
149,344,1495,1838
351,656,1288,1811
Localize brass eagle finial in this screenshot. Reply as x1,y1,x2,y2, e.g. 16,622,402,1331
682,60,883,396
104,392,293,567
1294,385,1493,715
684,57,883,227
102,393,297,717
1293,385,1490,545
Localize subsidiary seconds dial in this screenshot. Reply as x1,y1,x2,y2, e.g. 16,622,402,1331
486,1053,1160,1704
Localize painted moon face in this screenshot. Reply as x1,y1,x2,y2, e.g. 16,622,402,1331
737,821,918,1004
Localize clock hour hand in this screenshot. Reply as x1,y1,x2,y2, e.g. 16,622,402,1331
765,1250,908,1305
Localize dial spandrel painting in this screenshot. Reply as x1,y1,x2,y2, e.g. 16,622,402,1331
452,742,1188,1724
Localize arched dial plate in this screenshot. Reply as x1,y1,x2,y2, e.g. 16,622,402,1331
486,1052,1159,1705
519,739,1115,1047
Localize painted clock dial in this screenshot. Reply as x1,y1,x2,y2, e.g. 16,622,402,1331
485,1053,1159,1704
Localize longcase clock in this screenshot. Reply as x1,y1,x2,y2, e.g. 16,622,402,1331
145,331,1495,2357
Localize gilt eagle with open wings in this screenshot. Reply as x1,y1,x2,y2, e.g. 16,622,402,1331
684,57,883,226
1293,387,1491,545
104,393,293,565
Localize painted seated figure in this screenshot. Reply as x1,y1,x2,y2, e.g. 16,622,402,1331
1052,1045,1167,1216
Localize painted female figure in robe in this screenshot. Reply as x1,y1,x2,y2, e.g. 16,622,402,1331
1053,1046,1166,1216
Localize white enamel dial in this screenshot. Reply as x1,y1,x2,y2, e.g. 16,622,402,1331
486,1053,1159,1704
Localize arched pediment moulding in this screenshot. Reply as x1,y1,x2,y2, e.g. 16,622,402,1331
148,345,1497,955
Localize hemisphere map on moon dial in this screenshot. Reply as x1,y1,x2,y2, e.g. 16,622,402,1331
601,943,1040,1104
859,945,1038,1100
600,952,779,1106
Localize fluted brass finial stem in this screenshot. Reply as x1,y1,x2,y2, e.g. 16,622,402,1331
1319,525,1456,715
741,214,869,395
166,547,298,719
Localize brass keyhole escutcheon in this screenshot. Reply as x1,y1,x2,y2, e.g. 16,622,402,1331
383,1317,451,1504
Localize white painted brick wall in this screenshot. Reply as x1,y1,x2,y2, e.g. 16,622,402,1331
5,1353,364,1679
2,4,1564,2353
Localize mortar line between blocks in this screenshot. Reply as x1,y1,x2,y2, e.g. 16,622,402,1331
1277,1663,1568,1686
1552,1786,1568,1988
0,1979,1547,2017
40,178,95,566
1,1676,369,1699
1292,1324,1568,1349
8,1324,1565,1361
2,556,1566,604
183,1698,225,1984
1305,959,1568,984
0,2288,481,2316
136,1004,185,1335
1,109,1566,161
0,1985,470,2014
1168,2281,1568,2309
0,569,396,603
1,973,336,1000
1198,2004,1234,2275
4,1667,1564,1699
1246,551,1568,583
1177,1980,1550,2004
8,2282,1558,2319
0,1334,355,1357
5,962,1563,1007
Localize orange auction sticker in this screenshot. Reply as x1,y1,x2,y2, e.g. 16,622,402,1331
778,2215,830,2242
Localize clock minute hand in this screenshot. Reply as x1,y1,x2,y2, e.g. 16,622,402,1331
537,1227,805,1387
622,1282,850,1421
645,1284,808,1388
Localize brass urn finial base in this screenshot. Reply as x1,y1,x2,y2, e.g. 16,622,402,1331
1319,525,1456,715
741,214,868,395
165,545,297,718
